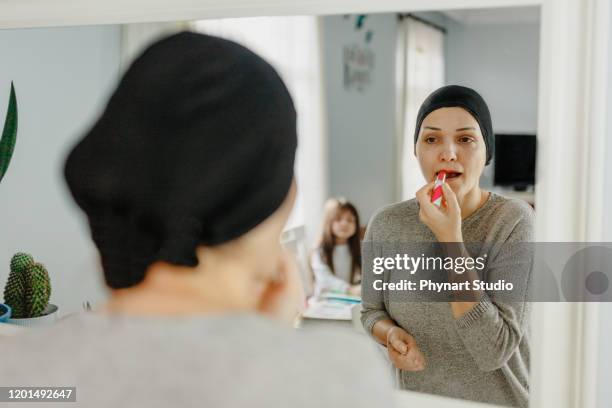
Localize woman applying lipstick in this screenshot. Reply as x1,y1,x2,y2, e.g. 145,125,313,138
361,85,534,407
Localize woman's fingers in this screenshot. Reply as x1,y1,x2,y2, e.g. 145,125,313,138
417,182,463,239
388,344,426,371
258,251,305,322
415,181,435,203
388,328,409,353
416,181,441,223
406,345,426,369
390,338,408,354
441,183,460,214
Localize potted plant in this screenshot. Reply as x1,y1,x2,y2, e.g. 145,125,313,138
0,82,18,321
3,253,58,327
0,303,10,323
0,81,17,184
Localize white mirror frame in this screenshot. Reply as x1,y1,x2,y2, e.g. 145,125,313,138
0,0,609,407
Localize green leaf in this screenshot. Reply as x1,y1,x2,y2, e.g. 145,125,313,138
0,82,18,184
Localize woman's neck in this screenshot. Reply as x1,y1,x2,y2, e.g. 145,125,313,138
102,262,255,316
335,237,348,245
458,187,490,219
103,288,232,316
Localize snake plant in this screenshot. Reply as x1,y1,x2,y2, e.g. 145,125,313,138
0,82,18,184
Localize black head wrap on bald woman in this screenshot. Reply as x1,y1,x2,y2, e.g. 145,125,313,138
64,32,297,289
413,85,494,165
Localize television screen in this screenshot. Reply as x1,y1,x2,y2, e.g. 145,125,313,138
494,134,536,189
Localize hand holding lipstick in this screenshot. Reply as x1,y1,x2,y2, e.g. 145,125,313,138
416,176,463,242
431,170,447,207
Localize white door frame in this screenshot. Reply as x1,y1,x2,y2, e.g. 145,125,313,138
0,0,539,29
0,0,609,407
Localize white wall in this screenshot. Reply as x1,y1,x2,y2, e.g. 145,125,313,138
445,20,540,134
0,26,121,315
322,14,398,222
445,17,540,189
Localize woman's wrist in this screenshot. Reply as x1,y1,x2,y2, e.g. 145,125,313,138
440,240,467,258
437,231,463,243
372,319,399,347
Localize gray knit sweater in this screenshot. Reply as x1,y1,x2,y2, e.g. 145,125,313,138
0,313,395,408
361,192,534,407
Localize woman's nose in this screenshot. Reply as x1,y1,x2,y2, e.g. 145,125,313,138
439,144,458,161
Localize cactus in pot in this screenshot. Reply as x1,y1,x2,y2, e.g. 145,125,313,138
3,252,33,318
3,253,52,319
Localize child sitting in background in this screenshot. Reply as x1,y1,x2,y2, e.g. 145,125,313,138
310,198,362,296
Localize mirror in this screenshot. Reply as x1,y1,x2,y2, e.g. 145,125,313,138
0,5,571,408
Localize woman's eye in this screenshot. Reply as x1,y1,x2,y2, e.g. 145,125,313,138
459,136,474,143
425,137,437,143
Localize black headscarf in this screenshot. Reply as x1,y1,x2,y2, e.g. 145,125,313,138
64,32,297,289
413,85,494,165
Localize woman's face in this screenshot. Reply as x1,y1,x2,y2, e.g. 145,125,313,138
331,209,357,241
415,107,487,200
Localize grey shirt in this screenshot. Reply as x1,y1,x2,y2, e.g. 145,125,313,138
361,192,534,407
0,312,395,408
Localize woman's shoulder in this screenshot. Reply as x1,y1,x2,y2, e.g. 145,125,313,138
369,199,419,226
473,192,535,242
365,198,434,241
487,192,535,224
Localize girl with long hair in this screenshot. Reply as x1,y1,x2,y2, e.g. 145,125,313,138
310,198,362,296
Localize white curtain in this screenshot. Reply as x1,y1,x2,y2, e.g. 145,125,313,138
397,17,445,200
193,17,327,246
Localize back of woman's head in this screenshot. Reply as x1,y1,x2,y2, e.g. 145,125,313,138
64,32,297,289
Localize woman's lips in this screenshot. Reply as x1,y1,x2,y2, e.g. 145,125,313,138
445,174,462,182
435,171,462,179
